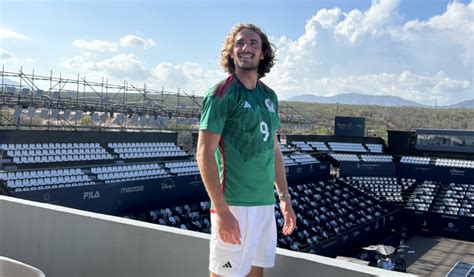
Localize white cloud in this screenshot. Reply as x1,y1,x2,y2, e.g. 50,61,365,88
0,28,29,40
398,1,474,65
150,62,224,93
414,1,473,30
151,62,187,86
335,0,400,43
303,71,470,105
60,55,89,70
262,0,473,105
73,40,118,52
93,53,148,80
60,53,148,81
0,49,15,60
120,35,156,49
314,8,342,29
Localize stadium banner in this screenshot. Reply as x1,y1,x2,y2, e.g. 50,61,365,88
286,162,331,183
397,163,474,183
14,174,207,215
334,116,365,137
402,209,474,242
339,162,396,177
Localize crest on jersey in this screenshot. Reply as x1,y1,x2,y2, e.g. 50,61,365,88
265,99,275,113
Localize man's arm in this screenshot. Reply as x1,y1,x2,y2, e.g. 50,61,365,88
196,130,241,245
273,134,296,236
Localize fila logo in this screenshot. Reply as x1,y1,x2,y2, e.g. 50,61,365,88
83,190,100,200
244,101,252,108
222,261,232,268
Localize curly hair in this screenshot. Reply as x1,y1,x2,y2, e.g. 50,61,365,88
220,23,276,78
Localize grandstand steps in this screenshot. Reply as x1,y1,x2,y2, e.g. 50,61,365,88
400,181,418,205
427,182,443,212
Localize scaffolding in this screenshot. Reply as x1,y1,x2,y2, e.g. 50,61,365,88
0,67,202,132
0,67,321,137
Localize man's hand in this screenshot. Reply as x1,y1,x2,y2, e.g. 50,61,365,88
216,208,241,245
280,199,296,235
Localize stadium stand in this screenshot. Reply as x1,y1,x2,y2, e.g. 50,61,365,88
0,130,199,197
279,144,293,154
288,154,320,165
328,142,367,153
289,141,313,152
275,180,390,253
366,144,383,153
307,141,330,152
360,155,393,163
93,163,170,183
330,153,360,162
164,161,200,176
435,158,474,169
431,183,474,217
283,155,298,166
1,143,113,164
400,156,430,165
130,179,393,255
1,168,95,192
108,142,187,159
405,181,439,212
340,177,416,204
141,201,212,233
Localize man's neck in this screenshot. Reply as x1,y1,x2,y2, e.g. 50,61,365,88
234,70,258,90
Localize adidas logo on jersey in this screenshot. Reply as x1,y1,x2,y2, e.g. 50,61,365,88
222,261,232,268
244,101,252,108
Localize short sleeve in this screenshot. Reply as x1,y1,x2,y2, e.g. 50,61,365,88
199,92,232,135
272,92,281,130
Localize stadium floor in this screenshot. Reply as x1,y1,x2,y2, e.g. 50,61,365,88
405,235,474,276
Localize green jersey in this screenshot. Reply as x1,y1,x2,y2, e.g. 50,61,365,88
199,75,281,206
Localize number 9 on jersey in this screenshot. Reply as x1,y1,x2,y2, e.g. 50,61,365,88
260,121,269,142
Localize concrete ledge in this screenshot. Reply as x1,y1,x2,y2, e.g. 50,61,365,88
0,256,45,277
0,196,416,277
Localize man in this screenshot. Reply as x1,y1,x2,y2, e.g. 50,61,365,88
197,23,297,277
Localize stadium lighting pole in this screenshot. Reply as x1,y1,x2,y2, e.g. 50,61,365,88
75,73,80,127
48,69,53,131
30,69,35,130
0,65,3,127
161,86,164,132
176,88,180,132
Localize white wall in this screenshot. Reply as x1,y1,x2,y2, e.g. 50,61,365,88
0,196,415,277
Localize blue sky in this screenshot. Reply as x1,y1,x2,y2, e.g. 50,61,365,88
1,0,473,105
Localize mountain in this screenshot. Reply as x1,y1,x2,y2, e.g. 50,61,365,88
288,92,425,107
445,99,474,109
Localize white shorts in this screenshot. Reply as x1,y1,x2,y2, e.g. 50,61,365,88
209,205,277,277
